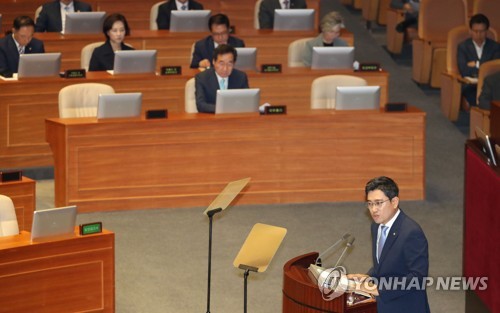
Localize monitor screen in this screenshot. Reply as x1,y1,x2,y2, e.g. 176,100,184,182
63,12,106,34
31,205,77,242
475,126,497,166
335,86,380,110
97,93,143,119
311,47,355,70
215,88,261,114
234,47,258,71
113,50,157,74
18,53,61,78
170,10,211,32
273,9,315,31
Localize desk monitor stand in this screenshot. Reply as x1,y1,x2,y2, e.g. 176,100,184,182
233,223,287,313
203,177,251,313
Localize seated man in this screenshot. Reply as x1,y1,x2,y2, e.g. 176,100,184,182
35,0,92,33
0,16,45,77
302,11,348,67
457,14,500,109
195,44,249,113
392,0,419,33
478,71,500,110
259,0,307,29
191,13,245,69
156,0,204,30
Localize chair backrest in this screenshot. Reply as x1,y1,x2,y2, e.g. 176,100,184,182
185,78,198,113
419,0,467,42
288,37,313,67
473,0,500,32
150,1,166,30
476,59,500,101
0,195,19,237
310,75,367,109
81,41,105,70
254,0,263,29
34,5,42,22
59,83,115,118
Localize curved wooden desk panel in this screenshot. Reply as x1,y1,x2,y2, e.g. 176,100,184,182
0,68,387,168
0,229,114,312
46,108,425,212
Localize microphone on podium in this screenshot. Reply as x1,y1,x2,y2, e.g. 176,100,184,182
315,233,354,267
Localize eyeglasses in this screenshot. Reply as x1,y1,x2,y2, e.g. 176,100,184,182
365,199,390,209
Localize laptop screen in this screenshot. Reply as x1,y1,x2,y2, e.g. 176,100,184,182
31,205,77,241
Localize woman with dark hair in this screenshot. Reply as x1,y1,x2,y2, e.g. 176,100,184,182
88,13,133,71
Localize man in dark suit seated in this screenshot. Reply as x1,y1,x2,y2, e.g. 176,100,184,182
258,0,307,29
156,0,204,30
35,0,92,33
0,16,45,77
190,13,245,69
457,14,500,110
195,44,249,113
478,71,500,110
348,176,430,313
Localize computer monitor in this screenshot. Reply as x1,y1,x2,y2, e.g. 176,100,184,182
235,47,258,71
31,205,77,242
112,50,157,74
311,47,355,70
335,86,380,110
97,93,142,119
475,126,497,166
273,9,315,31
63,12,106,34
170,10,211,32
215,88,260,114
17,53,61,78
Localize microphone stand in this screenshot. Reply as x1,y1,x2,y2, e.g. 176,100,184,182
315,233,350,266
334,237,355,267
206,207,222,313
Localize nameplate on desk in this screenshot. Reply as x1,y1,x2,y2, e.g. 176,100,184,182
263,105,287,115
146,109,168,119
261,64,282,73
64,69,86,78
0,170,22,182
161,66,182,75
358,63,381,72
385,102,408,112
79,222,102,235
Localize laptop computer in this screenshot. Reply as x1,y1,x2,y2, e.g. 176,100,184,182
31,205,77,242
97,93,142,119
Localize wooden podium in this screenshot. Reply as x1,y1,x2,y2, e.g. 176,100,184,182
283,252,377,313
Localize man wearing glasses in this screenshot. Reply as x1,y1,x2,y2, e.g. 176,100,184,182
190,14,245,69
349,176,430,313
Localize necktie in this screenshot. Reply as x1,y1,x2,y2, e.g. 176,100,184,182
220,78,226,90
283,0,289,9
377,225,388,262
181,4,187,10
18,46,25,55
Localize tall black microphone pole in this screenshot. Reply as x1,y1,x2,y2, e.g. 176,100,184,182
206,208,222,313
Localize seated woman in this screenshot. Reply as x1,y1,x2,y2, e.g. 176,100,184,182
302,11,348,67
89,13,133,71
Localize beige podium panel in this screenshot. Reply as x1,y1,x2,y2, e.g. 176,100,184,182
204,177,251,215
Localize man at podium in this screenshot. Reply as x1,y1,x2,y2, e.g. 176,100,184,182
349,176,430,313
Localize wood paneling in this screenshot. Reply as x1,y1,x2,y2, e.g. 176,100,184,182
46,108,425,212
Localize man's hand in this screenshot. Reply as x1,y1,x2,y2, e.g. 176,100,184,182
199,59,211,68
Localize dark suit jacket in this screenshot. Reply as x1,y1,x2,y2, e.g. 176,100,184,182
367,210,430,313
258,0,307,29
88,41,135,71
0,35,45,77
195,67,249,113
156,0,204,30
478,71,500,110
457,38,500,78
190,36,245,68
35,1,92,32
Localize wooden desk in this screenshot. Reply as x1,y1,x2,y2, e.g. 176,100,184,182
0,176,35,231
34,29,353,71
0,229,115,312
1,68,388,168
46,108,425,213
